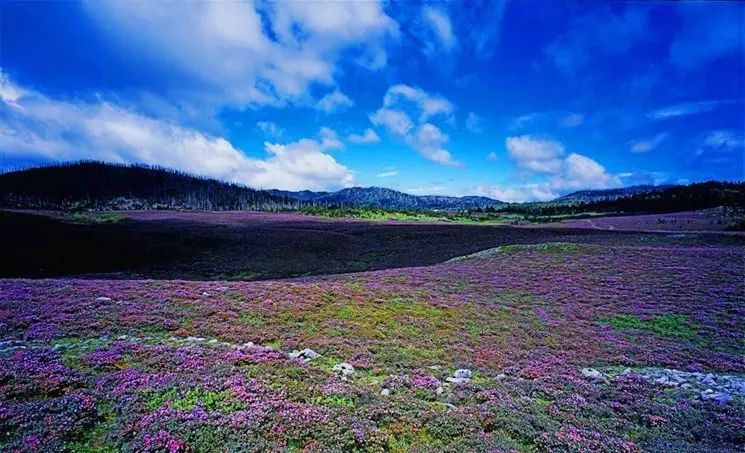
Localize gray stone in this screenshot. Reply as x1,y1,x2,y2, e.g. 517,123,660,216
95,297,112,301
289,348,321,362
333,362,355,377
380,388,391,396
581,368,607,382
454,369,472,379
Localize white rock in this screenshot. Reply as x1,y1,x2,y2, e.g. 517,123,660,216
333,362,355,377
581,368,607,382
289,348,320,362
95,297,112,301
454,369,472,379
446,377,471,385
380,388,391,396
436,386,444,395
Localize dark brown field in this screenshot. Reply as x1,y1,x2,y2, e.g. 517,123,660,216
2,209,742,280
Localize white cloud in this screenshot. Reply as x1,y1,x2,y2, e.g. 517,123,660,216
256,121,283,138
561,113,584,127
372,84,460,166
376,170,398,178
628,132,668,153
319,127,343,150
486,152,497,161
421,6,456,53
505,135,565,173
316,90,354,113
381,84,454,122
466,112,483,133
647,100,735,120
412,123,457,166
475,184,557,203
491,135,621,201
347,128,380,144
551,153,621,192
370,108,415,136
703,130,744,149
0,73,354,191
84,1,398,110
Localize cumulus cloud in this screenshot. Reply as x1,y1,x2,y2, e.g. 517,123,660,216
492,135,621,201
84,1,398,110
0,73,353,191
256,121,283,138
486,152,497,161
474,184,556,203
316,90,354,114
347,128,380,144
628,132,668,153
371,84,460,166
319,127,344,150
505,135,565,173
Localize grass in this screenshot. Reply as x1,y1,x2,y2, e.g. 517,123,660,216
448,242,583,262
599,313,703,340
65,212,124,224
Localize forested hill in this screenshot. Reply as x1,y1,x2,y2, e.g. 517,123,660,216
3,162,741,214
0,162,503,211
497,181,745,217
272,187,503,210
0,162,296,211
555,185,675,203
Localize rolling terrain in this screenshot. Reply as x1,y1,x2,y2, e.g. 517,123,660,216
1,163,744,452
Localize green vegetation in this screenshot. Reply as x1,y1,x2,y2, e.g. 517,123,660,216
599,313,702,340
66,212,124,224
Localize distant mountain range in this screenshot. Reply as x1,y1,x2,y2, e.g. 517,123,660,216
269,187,502,210
4,162,736,214
555,185,676,203
0,162,504,211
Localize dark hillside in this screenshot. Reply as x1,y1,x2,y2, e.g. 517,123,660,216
0,162,296,211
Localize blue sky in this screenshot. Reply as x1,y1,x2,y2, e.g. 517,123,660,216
1,0,742,201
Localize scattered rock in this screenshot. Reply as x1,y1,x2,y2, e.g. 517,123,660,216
581,368,608,383
701,389,732,405
289,348,321,362
380,388,391,396
0,340,26,352
614,367,745,405
95,297,112,301
436,386,444,395
446,369,473,385
333,362,355,379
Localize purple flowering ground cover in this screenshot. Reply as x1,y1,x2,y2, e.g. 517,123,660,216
1,240,744,451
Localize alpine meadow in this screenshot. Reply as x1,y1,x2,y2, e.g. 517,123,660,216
1,1,743,452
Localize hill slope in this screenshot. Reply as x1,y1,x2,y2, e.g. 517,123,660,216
555,185,675,203
0,162,503,211
0,162,294,211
